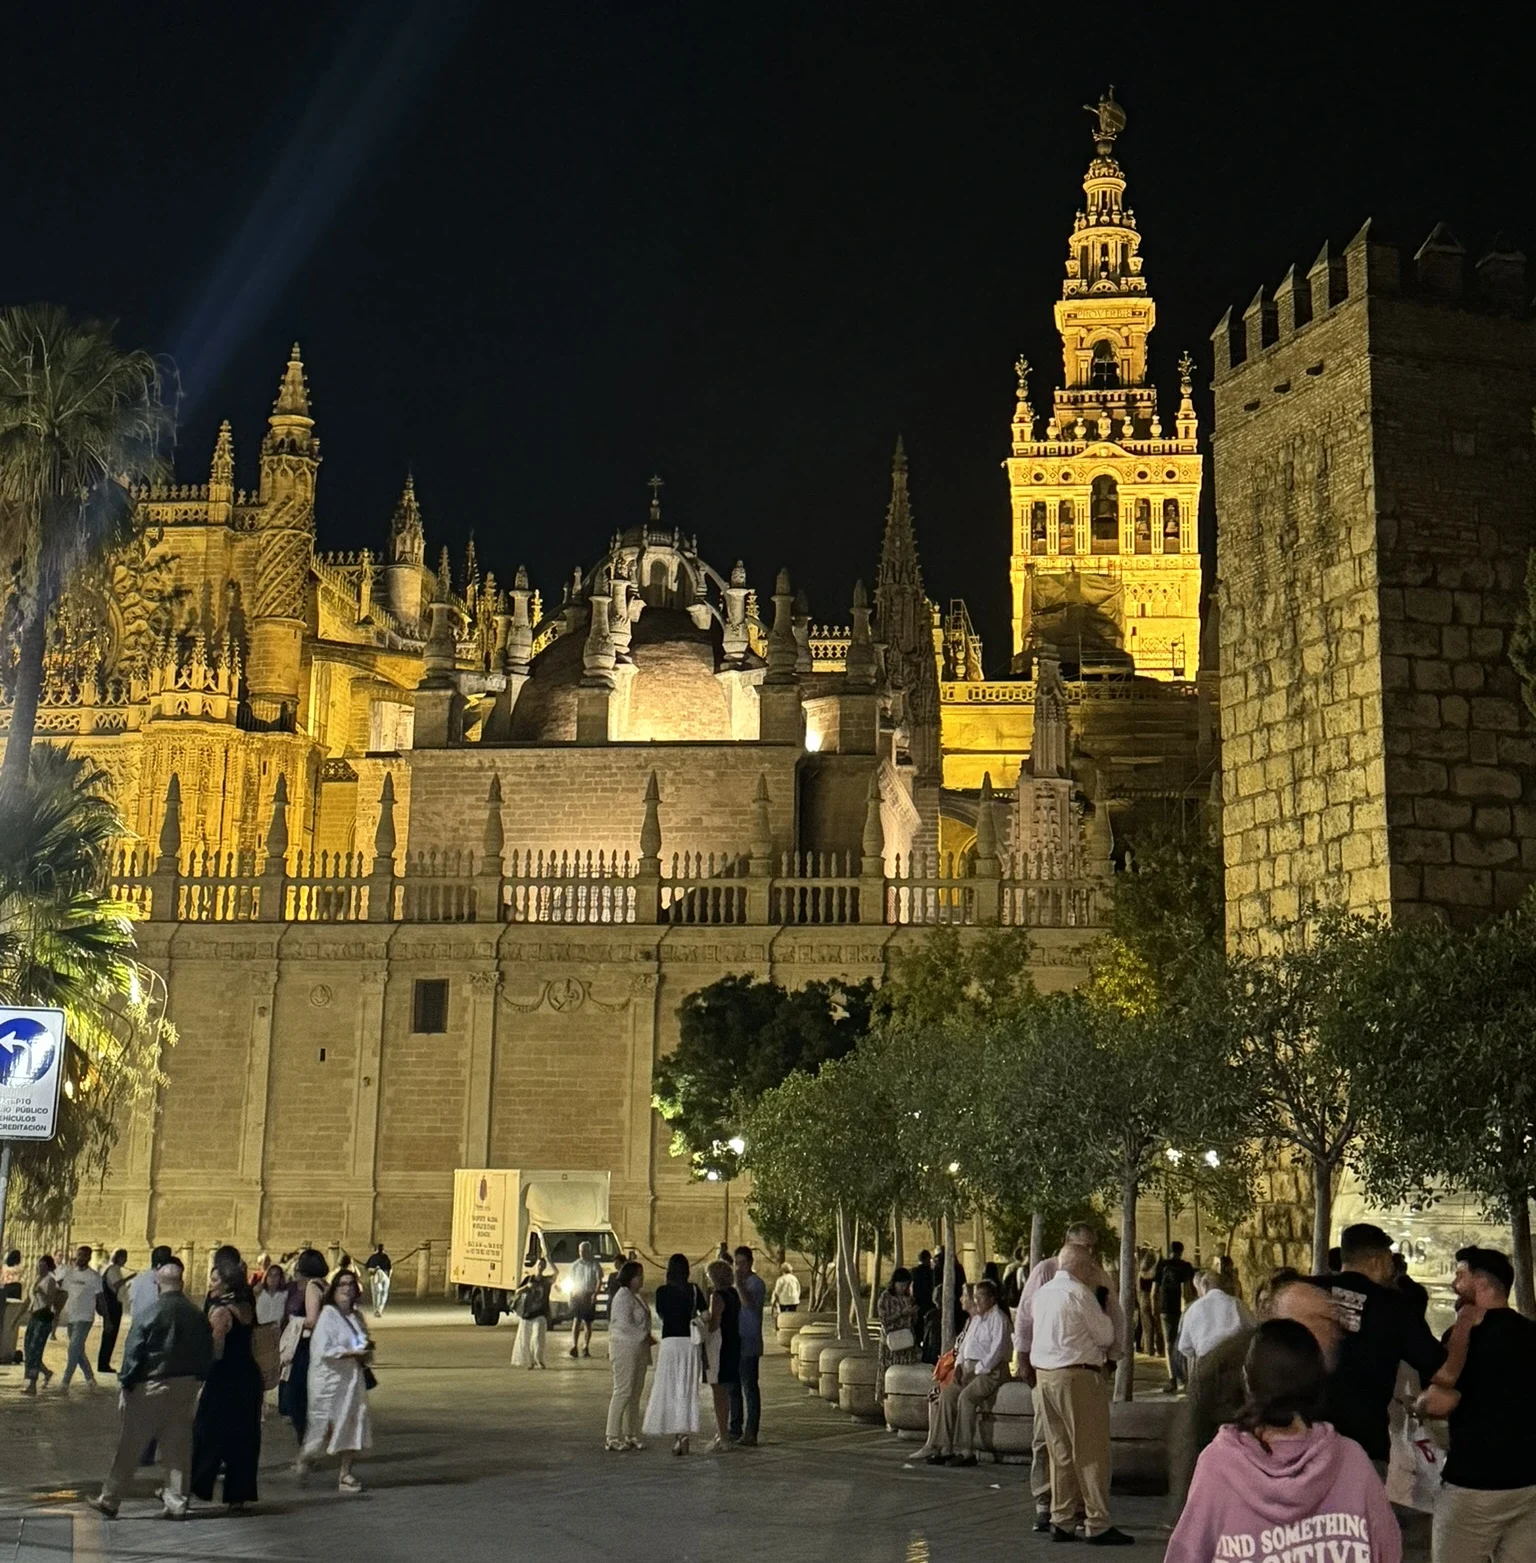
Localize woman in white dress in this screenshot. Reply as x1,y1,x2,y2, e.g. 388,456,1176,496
510,1261,554,1369
295,1269,373,1494
604,1260,654,1451
642,1253,705,1455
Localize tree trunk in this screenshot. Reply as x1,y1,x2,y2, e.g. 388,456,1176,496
1,600,48,789
870,1227,883,1320
892,1203,905,1271
838,1206,866,1347
1511,1191,1535,1319
1029,1209,1044,1272
835,1206,847,1341
940,1210,958,1355
1311,1156,1335,1276
1115,1171,1137,1401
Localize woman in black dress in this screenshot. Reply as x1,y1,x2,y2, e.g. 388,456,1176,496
279,1248,329,1444
191,1245,265,1512
704,1258,741,1453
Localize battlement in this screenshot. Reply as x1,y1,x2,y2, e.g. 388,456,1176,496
1213,221,1530,379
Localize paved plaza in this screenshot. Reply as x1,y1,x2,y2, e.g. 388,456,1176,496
1,1305,1183,1563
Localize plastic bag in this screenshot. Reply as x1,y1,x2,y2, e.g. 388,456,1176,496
1385,1413,1444,1513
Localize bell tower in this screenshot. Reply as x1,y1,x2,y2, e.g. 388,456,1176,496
1006,90,1203,681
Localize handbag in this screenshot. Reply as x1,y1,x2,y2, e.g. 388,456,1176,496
689,1317,708,1347
276,1315,304,1382
363,1366,379,1390
251,1320,282,1391
885,1327,916,1354
1385,1413,1444,1513
932,1348,957,1386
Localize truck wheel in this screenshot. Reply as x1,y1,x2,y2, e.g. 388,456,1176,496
471,1292,500,1326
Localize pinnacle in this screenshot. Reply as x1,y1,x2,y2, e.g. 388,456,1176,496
271,341,311,419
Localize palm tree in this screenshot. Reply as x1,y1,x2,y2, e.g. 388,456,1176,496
0,306,172,787
0,746,170,1239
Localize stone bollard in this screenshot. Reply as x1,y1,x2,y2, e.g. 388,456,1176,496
416,1240,432,1299
179,1242,196,1287
882,1363,933,1433
838,1351,882,1419
792,1323,837,1383
818,1340,875,1403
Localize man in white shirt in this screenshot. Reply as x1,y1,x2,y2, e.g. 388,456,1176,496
922,1279,1011,1467
771,1262,801,1323
127,1246,174,1323
1014,1225,1120,1530
566,1242,604,1358
60,1246,104,1388
1029,1246,1132,1545
1176,1270,1253,1379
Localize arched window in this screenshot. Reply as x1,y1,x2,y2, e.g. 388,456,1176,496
1090,340,1120,390
1057,500,1075,555
1030,501,1049,555
1134,499,1152,554
1162,499,1182,554
1090,475,1119,554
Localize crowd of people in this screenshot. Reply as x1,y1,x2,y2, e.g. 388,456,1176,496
6,1221,1533,1560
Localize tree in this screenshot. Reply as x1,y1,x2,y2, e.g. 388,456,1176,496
1224,912,1387,1274
0,747,171,1237
1346,909,1536,1316
0,306,171,786
653,973,875,1179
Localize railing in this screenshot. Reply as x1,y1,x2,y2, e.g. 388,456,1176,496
661,853,748,925
769,851,861,925
506,849,638,925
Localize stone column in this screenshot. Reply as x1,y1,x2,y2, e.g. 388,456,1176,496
462,969,501,1168
348,965,389,1243
237,960,281,1248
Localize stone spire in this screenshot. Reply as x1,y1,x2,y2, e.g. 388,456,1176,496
208,420,235,526
1176,350,1198,442
845,580,877,690
765,569,798,685
390,473,425,566
1030,647,1070,778
272,342,311,419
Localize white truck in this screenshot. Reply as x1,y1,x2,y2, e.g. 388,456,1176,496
450,1168,625,1326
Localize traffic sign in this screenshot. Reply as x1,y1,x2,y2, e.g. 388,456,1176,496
0,1007,66,1141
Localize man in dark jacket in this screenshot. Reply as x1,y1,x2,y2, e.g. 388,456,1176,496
88,1259,213,1520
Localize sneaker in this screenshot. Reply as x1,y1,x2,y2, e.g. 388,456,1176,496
581,1348,591,1358
623,1438,645,1450
86,1495,119,1520
1035,1512,1052,1534
568,1348,579,1358
1086,1529,1135,1547
737,1433,757,1448
1051,1527,1080,1543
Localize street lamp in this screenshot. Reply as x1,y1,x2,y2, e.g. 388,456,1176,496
713,1135,746,1246
1162,1147,1182,1252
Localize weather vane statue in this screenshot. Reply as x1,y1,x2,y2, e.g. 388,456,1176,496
1084,86,1126,155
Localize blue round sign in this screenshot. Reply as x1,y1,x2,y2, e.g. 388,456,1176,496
0,1015,57,1088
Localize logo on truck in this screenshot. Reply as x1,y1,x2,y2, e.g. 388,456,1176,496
479,1175,488,1203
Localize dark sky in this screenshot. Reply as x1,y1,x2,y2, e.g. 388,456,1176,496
9,4,1532,670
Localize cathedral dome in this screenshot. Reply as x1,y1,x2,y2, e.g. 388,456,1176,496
507,606,737,743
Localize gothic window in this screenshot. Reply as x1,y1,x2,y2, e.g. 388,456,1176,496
1090,340,1120,390
1134,499,1152,554
1031,501,1049,555
1090,475,1118,554
1057,501,1075,555
1162,499,1182,554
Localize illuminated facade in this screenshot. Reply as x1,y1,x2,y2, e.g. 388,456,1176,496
1006,91,1203,681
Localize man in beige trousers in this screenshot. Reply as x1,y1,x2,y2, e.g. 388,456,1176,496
923,1279,1011,1466
1028,1246,1134,1546
87,1259,213,1520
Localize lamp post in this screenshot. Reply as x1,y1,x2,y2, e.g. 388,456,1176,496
707,1135,747,1247
1163,1146,1182,1253
1195,1149,1219,1267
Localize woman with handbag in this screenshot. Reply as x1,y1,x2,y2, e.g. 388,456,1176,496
605,1259,654,1450
20,1256,61,1393
295,1269,374,1494
878,1267,922,1379
643,1252,705,1456
278,1249,328,1445
191,1245,264,1512
510,1260,554,1369
702,1258,741,1454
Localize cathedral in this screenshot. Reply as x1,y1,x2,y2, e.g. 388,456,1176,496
2,95,1218,1268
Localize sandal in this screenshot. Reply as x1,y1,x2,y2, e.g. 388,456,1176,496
604,1438,625,1452
338,1473,364,1494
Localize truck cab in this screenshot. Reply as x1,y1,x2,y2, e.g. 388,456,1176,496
531,1227,624,1323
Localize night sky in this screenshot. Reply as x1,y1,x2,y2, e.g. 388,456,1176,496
10,5,1532,670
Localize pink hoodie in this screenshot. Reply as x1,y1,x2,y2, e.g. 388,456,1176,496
1167,1423,1401,1563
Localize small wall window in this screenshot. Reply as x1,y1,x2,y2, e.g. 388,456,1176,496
412,978,449,1034
1090,475,1119,554
1134,499,1152,554
1030,501,1049,555
1089,340,1120,389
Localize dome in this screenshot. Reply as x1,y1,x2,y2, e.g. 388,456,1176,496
508,607,737,743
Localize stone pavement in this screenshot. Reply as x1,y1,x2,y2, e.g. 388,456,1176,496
0,1308,1418,1563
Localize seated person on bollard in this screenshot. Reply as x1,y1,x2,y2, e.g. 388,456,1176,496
921,1279,1011,1467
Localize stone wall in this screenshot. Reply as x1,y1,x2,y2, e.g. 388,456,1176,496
1213,225,1536,947
71,920,1097,1288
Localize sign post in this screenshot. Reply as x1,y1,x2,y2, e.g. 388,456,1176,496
0,1007,67,1262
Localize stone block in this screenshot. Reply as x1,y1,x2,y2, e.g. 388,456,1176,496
1469,732,1501,765
1500,737,1536,767
1441,626,1471,661
1381,655,1412,691
1403,588,1453,624
1451,592,1483,625
1473,806,1512,836
1390,864,1423,900
1471,698,1523,732
1496,870,1536,910
1381,621,1443,659
1451,765,1522,800
1469,628,1505,659
1422,865,1493,907
1454,833,1518,868
1386,758,1449,796
1395,829,1451,864
1440,696,1470,728
1452,663,1486,693
1409,730,1468,762
1386,693,1442,729
1412,660,1453,693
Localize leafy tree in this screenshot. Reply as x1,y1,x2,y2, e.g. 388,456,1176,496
0,747,171,1236
653,973,875,1179
1346,910,1536,1316
1224,912,1388,1274
878,924,1036,1028
0,306,171,786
